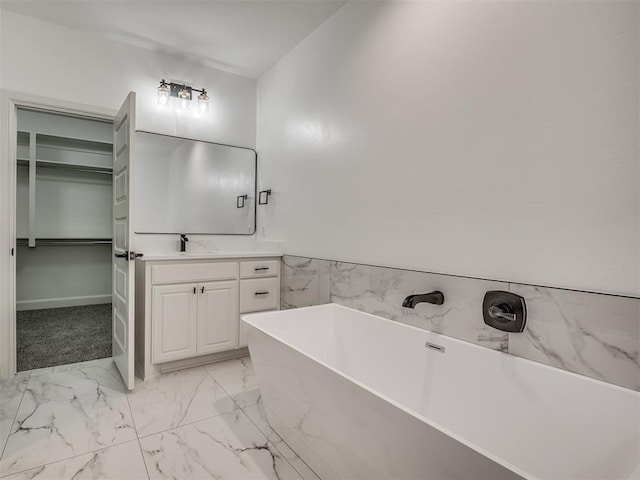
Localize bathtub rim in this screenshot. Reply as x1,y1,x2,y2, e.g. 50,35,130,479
242,303,640,480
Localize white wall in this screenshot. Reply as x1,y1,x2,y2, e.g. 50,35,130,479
1,10,261,251
0,10,257,148
16,246,111,310
0,10,260,376
257,1,640,296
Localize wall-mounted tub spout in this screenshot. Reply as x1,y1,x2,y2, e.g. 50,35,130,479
402,291,444,308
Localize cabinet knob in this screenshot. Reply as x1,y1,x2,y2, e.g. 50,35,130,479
193,287,196,294
201,286,205,294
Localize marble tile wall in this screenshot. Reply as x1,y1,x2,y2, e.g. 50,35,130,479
281,256,331,309
330,262,509,351
281,255,640,391
509,285,639,391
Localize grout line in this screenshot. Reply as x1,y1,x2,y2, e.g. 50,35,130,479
270,438,321,480
241,409,304,478
134,404,242,441
0,370,32,461
205,391,310,480
0,439,141,479
205,356,319,480
136,438,152,480
125,393,153,480
129,367,242,440
238,394,319,480
1,359,136,477
123,379,140,440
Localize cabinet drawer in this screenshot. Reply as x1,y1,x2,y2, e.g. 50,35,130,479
152,262,238,284
240,260,280,279
240,277,279,313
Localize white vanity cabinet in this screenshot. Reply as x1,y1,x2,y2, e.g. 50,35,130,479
136,254,281,379
152,280,239,363
238,259,281,347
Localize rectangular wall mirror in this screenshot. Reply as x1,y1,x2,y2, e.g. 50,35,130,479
134,131,256,235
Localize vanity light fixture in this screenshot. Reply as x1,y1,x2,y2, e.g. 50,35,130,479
157,80,170,106
157,79,209,114
177,87,190,112
198,90,209,114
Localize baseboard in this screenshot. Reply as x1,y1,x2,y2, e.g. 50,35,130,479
16,294,113,311
157,348,250,376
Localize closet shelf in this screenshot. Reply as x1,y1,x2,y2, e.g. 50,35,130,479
17,158,113,175
17,130,112,152
16,238,112,246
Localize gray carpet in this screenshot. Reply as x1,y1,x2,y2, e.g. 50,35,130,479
17,304,112,371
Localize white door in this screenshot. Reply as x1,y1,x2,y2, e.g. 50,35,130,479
112,92,136,390
197,280,239,355
152,284,198,363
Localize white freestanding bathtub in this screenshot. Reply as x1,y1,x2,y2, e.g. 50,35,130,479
243,304,640,480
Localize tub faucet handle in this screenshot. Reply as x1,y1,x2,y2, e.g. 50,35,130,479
487,305,516,323
482,291,527,333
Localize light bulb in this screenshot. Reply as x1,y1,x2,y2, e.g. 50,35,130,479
157,80,170,106
198,90,209,114
177,87,190,112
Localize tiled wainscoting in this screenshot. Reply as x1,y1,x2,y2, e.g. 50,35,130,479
281,255,640,391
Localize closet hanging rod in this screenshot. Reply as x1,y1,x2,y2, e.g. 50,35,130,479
16,238,112,246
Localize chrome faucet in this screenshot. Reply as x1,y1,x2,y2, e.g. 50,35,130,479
179,234,189,253
402,291,445,308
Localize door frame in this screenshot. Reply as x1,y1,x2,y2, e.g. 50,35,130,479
0,90,116,380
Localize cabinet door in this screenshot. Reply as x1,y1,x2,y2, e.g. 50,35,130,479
152,283,198,363
197,280,239,355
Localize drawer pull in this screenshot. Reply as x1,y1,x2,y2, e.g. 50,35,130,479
254,267,270,271
254,291,270,296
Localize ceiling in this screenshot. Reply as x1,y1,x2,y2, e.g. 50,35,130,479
0,0,346,78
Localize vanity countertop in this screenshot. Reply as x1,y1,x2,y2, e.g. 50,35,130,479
140,251,283,261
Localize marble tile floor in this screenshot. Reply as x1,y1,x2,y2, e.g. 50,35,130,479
0,356,320,480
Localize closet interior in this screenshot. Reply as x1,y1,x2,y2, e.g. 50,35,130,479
15,108,113,371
